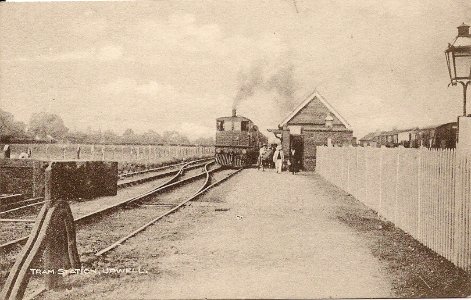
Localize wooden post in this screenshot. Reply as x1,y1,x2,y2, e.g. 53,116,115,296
3,144,11,158
417,150,422,240
379,148,383,215
0,163,80,299
395,149,400,225
43,163,80,290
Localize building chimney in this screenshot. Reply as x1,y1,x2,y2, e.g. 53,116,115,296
232,108,237,117
458,23,470,37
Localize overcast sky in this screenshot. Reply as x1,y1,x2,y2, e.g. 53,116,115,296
0,0,470,140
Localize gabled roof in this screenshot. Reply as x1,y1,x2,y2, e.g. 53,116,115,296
278,90,352,130
359,132,379,141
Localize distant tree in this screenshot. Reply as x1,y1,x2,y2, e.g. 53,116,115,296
65,130,88,144
193,136,215,145
103,129,119,144
121,128,139,144
162,130,190,145
142,130,162,144
0,109,26,142
28,112,68,140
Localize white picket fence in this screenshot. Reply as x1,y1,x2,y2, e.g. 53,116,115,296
4,143,215,163
316,146,471,272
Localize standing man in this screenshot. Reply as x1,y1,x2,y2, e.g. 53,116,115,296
290,148,300,175
258,144,267,171
273,144,284,174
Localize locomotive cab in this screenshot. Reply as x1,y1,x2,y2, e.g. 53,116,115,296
215,109,267,168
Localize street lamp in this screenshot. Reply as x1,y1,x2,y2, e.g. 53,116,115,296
445,23,471,116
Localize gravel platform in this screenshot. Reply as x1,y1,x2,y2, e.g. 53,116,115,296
27,169,471,298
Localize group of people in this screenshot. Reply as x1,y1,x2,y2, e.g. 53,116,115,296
258,144,300,174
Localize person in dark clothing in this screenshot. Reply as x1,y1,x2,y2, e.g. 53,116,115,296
290,147,302,174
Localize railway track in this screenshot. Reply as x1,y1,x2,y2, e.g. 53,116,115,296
2,164,241,300
0,159,223,252
93,165,241,257
0,158,213,217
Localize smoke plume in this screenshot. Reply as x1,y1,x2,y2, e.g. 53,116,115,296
232,60,298,112
232,62,264,109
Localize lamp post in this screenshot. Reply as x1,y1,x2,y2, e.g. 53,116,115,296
445,23,471,116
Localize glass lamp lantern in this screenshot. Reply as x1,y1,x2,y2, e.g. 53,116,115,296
445,23,471,116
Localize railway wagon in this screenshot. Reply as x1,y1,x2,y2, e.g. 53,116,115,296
215,109,268,168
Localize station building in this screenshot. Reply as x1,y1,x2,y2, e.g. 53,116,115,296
268,90,353,171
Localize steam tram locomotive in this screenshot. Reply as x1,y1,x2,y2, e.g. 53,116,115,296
215,109,268,168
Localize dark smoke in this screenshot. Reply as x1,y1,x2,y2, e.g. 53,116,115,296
232,61,298,112
232,62,264,109
265,65,297,111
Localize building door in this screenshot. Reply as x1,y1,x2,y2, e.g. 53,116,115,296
290,135,304,169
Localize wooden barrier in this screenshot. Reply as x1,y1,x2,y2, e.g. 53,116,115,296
0,162,80,299
316,146,471,272
1,143,215,163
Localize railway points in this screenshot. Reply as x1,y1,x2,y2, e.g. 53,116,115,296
0,159,214,251
0,159,241,299
17,168,469,300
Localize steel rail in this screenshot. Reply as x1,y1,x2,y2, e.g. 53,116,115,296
119,157,212,179
95,161,214,256
0,159,215,252
14,166,240,300
95,166,241,256
1,197,43,209
0,159,211,216
0,218,35,223
117,160,211,189
0,200,45,216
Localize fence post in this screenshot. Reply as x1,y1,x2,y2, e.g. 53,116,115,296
417,149,422,240
0,163,80,299
379,148,383,215
346,148,351,193
365,148,368,205
3,144,11,158
44,163,81,289
394,149,400,225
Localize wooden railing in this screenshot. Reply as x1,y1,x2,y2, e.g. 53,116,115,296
1,143,215,162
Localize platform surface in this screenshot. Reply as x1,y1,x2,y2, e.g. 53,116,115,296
37,168,399,299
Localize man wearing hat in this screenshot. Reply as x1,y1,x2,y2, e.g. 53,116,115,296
258,144,267,171
272,144,284,174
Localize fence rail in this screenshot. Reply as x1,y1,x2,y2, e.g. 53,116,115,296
316,146,471,272
1,143,214,163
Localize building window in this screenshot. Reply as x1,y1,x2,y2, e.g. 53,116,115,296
217,121,224,131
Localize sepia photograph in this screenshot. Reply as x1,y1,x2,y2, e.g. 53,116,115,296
1,0,471,299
